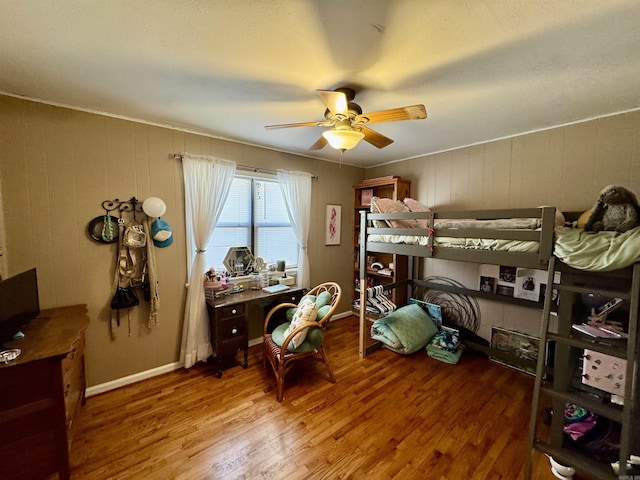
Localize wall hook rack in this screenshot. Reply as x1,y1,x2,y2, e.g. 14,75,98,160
102,197,144,216
88,197,146,244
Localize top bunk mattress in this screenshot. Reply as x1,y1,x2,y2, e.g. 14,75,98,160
367,233,540,253
554,226,640,271
366,216,545,253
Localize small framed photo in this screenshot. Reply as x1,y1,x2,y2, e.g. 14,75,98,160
499,266,517,284
496,284,514,297
325,204,342,245
514,268,546,302
479,276,496,293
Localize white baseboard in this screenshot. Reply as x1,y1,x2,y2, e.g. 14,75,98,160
86,310,353,397
85,361,183,397
331,310,352,321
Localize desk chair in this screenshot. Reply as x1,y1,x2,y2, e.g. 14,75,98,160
262,282,342,401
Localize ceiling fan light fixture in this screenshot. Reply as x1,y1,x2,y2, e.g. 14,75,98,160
322,129,365,151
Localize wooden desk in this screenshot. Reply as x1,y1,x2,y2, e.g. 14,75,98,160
0,304,89,480
206,287,304,377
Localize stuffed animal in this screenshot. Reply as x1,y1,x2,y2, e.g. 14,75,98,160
584,185,640,233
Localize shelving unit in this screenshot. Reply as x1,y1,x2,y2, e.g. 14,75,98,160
352,176,410,314
526,257,640,479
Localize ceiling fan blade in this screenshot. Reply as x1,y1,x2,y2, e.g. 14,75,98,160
354,104,427,124
316,89,349,117
359,125,394,149
308,136,328,151
265,120,325,129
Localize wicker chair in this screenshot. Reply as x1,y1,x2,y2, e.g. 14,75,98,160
262,282,342,402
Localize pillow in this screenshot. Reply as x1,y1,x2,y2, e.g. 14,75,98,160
369,197,389,228
317,304,332,322
577,208,592,229
315,291,332,309
272,322,324,352
403,198,431,228
287,291,333,322
537,205,566,227
283,298,318,348
370,197,418,228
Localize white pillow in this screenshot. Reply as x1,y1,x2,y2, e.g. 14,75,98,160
283,298,318,348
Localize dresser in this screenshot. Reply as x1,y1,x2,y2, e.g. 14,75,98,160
0,304,89,480
206,288,304,377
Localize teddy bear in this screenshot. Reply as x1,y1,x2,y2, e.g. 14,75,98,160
584,185,640,233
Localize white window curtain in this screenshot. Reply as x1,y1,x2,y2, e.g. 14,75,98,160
277,170,312,288
181,155,236,369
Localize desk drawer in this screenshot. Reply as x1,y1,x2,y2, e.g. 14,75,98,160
220,304,244,319
219,316,246,341
274,291,304,304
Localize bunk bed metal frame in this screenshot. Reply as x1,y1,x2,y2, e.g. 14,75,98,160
357,206,558,357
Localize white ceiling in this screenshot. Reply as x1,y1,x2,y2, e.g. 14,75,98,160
1,0,640,168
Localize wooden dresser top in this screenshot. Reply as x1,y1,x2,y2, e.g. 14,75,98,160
0,304,89,368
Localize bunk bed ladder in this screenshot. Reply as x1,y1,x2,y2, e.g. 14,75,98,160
525,255,558,479
526,258,640,479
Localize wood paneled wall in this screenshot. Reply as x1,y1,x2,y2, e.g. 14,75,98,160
0,95,363,387
368,110,640,340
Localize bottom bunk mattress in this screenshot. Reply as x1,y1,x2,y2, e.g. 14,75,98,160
370,303,438,354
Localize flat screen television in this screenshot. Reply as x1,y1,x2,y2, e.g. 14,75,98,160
0,268,40,347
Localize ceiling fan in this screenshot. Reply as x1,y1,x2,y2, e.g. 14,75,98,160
265,88,427,152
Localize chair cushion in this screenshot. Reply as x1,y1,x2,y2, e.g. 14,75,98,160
272,322,324,352
315,291,332,308
316,305,332,322
286,290,334,322
282,298,318,348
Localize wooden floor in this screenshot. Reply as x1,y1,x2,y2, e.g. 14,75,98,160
70,315,563,480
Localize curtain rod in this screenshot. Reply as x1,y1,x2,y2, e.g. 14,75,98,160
172,153,317,179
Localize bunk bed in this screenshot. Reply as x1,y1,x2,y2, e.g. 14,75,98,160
357,204,640,356
356,202,640,478
357,206,557,356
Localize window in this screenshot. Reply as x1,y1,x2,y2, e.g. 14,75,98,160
204,176,298,273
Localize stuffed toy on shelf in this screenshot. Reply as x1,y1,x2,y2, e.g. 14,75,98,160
584,184,640,233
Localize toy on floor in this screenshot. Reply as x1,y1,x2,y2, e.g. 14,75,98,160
546,455,575,479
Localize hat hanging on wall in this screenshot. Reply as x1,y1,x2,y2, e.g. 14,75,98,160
142,197,166,218
151,218,173,248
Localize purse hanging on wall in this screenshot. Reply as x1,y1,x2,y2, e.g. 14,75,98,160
110,217,147,336
110,286,139,310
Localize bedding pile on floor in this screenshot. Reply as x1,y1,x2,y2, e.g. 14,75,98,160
426,330,464,364
370,303,438,354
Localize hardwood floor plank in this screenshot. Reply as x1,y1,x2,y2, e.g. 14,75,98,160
70,315,565,479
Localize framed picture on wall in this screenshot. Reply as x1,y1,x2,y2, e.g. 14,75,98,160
325,204,342,245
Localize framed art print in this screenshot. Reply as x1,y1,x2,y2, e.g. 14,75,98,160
325,204,341,245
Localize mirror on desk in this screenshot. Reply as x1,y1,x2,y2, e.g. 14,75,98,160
223,247,255,276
